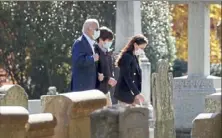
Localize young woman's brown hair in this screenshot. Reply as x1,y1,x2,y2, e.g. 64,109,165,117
115,34,148,67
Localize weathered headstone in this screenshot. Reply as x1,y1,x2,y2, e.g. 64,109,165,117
151,59,176,138
26,113,57,138
191,112,221,138
90,105,149,138
0,84,28,109
0,106,29,138
41,86,59,112
205,92,221,113
42,90,106,138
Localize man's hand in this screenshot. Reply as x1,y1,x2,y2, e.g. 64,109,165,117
98,73,104,81
108,77,117,87
93,54,99,62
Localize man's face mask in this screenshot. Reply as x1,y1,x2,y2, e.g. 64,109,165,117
92,29,100,40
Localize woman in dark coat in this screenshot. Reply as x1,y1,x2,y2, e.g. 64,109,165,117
94,26,117,106
114,34,148,105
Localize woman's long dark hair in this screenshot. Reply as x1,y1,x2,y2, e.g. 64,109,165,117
115,34,148,67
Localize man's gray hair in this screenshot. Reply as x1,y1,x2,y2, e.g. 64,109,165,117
82,19,99,33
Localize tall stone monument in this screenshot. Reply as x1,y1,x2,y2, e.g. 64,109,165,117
115,1,141,53
139,52,154,138
173,2,221,135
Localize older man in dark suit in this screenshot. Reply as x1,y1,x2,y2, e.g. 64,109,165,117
70,19,100,91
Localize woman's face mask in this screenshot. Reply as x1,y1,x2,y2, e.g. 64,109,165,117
135,48,145,56
103,41,113,49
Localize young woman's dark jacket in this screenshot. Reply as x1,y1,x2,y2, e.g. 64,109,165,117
114,51,142,103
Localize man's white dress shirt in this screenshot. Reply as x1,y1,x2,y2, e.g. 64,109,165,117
83,33,95,54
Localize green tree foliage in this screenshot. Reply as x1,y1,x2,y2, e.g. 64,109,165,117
172,59,187,77
141,1,176,72
0,1,176,98
0,1,116,98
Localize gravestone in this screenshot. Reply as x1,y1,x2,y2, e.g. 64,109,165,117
42,90,107,138
26,113,57,138
90,105,149,138
192,112,221,138
0,84,28,109
205,92,221,113
41,86,59,112
151,59,176,138
0,106,29,138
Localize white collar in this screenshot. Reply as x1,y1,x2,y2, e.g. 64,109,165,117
83,33,95,47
